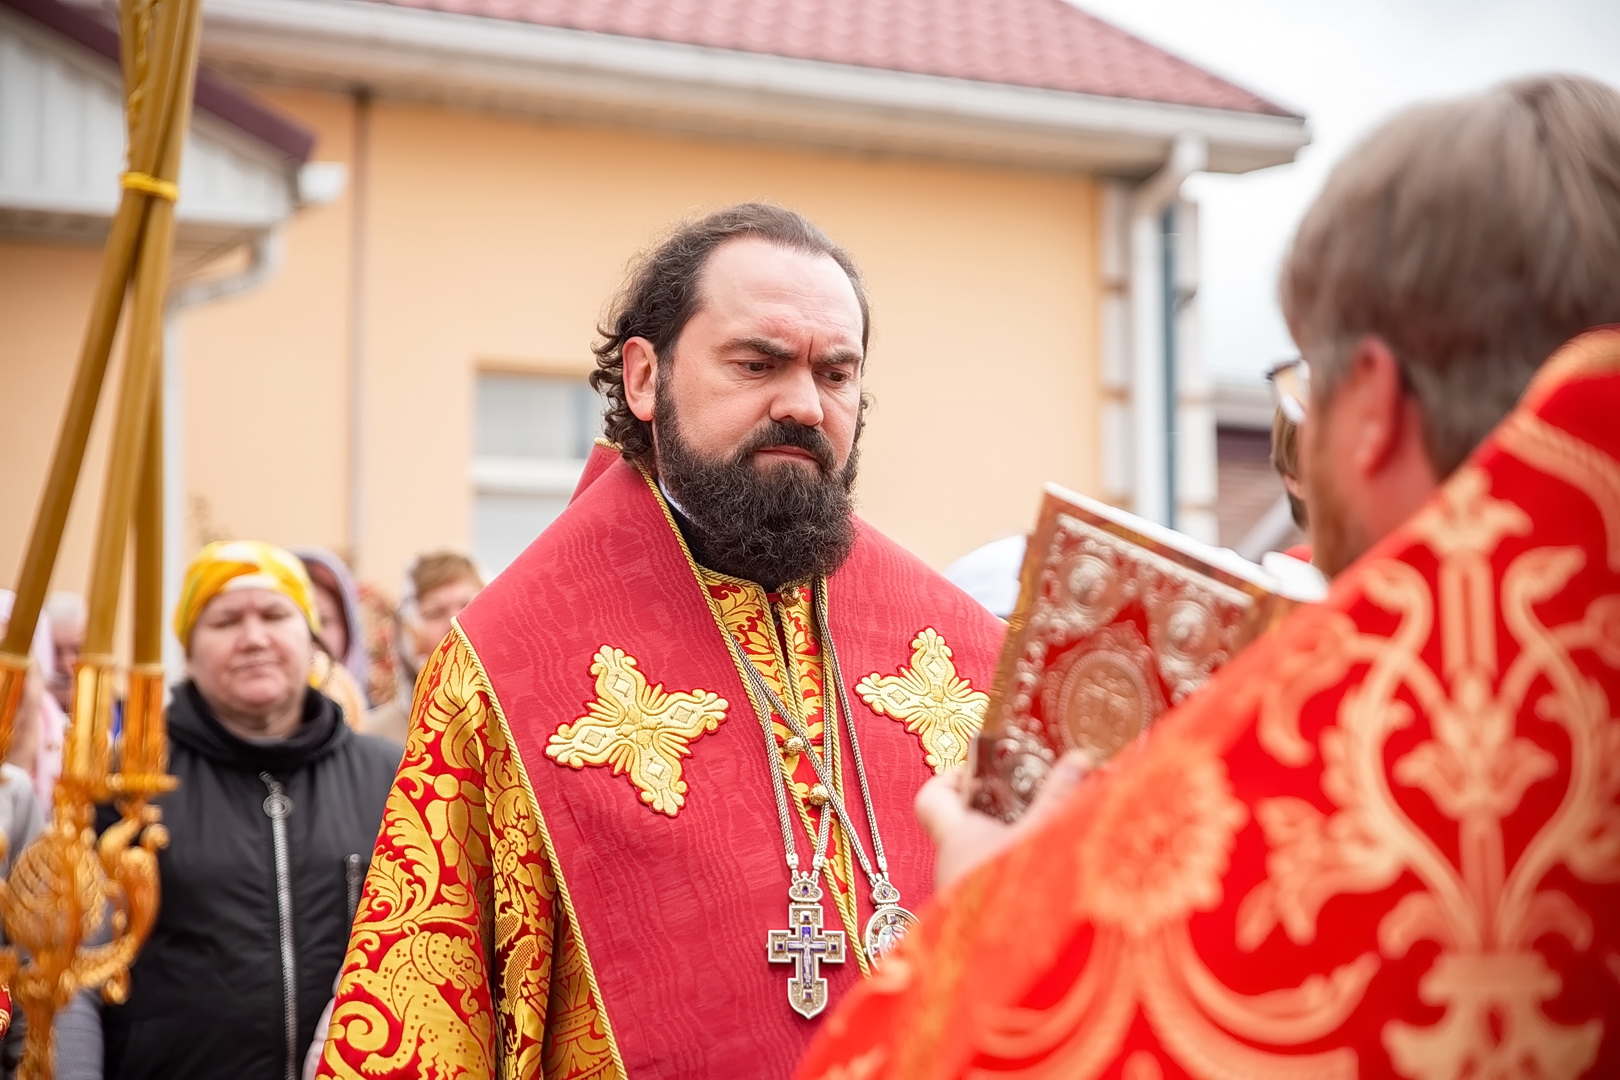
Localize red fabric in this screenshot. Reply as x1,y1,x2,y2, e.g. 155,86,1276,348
569,442,620,502
356,0,1293,116
799,330,1620,1079
459,457,1003,1077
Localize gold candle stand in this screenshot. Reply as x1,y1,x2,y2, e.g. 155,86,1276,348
0,0,204,1073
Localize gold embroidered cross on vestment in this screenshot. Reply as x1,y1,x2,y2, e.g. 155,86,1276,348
857,628,989,771
546,646,727,817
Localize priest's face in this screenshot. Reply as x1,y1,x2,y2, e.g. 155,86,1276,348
628,237,867,586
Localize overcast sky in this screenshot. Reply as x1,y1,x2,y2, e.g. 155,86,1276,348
1068,0,1620,384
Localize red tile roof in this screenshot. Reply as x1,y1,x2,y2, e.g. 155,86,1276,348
361,0,1295,117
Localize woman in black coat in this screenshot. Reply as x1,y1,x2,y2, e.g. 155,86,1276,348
56,542,400,1080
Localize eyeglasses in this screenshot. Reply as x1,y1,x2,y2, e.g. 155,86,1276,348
1266,357,1311,425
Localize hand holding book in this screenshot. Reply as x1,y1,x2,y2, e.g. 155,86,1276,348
969,484,1326,821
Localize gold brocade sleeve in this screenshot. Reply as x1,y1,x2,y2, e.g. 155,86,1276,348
317,630,622,1080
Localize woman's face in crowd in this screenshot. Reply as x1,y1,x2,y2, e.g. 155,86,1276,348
5,666,41,772
187,589,313,720
312,583,348,660
410,578,481,660
0,616,41,770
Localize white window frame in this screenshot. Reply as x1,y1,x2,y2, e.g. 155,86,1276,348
469,456,587,498
469,368,599,571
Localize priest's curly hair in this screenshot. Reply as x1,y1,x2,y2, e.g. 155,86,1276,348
591,203,871,463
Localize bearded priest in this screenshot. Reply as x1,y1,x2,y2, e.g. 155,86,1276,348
315,204,1003,1080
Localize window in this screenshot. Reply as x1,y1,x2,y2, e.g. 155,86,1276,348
472,371,601,572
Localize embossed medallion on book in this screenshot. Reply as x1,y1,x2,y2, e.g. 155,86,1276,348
971,484,1324,821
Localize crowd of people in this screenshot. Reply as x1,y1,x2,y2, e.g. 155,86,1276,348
0,546,486,1080
0,70,1617,1080
1,548,487,760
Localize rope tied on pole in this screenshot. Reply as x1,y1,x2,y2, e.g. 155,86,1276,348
119,171,179,202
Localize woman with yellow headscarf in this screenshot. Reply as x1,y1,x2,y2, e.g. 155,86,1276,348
56,540,400,1080
171,541,365,726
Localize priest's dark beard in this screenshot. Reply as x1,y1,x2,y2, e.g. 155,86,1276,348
653,389,860,590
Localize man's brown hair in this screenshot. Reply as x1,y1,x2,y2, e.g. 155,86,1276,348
406,550,482,603
1270,408,1307,528
591,203,870,463
1281,74,1620,476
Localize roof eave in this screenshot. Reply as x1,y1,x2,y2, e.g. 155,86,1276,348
192,0,1311,176
0,0,310,249
6,0,316,162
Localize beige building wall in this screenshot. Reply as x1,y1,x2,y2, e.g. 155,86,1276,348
3,86,1101,600
0,239,120,600
179,89,357,562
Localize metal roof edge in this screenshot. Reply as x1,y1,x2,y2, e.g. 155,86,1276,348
197,0,1310,175
8,0,316,162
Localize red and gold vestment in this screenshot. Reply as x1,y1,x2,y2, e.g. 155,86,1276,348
315,450,1003,1079
799,330,1620,1080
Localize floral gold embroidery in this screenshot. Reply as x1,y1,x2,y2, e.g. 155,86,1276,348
1081,751,1248,937
705,578,825,752
819,1047,889,1079
544,911,620,1078
804,333,1620,1080
1586,594,1620,669
475,634,626,1080
857,629,989,771
1239,470,1613,1080
1497,410,1620,571
546,647,727,817
1516,327,1620,415
327,644,494,1079
975,740,1373,1080
323,633,623,1080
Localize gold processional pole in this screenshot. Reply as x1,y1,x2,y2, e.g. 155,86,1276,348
0,0,202,1073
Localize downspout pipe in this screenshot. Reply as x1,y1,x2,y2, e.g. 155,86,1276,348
160,227,285,682
1129,133,1206,526
347,91,371,580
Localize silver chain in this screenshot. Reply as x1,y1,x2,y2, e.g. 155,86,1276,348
814,578,892,876
743,635,834,878
727,579,893,890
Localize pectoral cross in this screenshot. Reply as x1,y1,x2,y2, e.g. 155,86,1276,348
768,890,846,1019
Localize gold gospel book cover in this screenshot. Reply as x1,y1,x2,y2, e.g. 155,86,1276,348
971,483,1324,821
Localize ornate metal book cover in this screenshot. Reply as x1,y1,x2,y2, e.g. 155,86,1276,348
971,484,1321,821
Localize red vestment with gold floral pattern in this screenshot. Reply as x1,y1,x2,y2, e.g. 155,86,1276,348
798,330,1620,1080
315,450,1003,1079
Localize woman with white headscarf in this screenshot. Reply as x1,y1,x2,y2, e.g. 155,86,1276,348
289,548,370,727
0,591,63,810
289,549,369,700
0,593,53,1075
